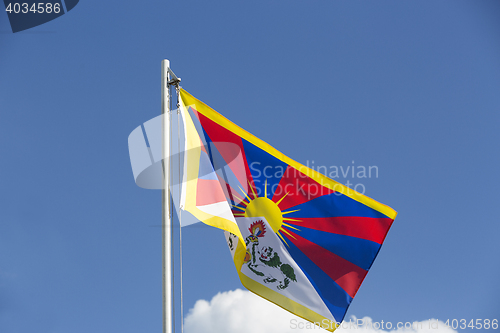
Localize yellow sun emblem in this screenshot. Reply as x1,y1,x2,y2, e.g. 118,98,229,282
232,180,301,244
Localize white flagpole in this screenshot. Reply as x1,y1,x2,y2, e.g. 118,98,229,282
161,59,173,333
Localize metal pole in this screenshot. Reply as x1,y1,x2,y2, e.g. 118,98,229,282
161,59,173,333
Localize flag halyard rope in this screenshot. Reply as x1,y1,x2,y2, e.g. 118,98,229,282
176,85,185,333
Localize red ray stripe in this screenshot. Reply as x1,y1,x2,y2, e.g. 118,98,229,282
196,179,228,206
285,229,367,298
294,217,394,244
274,166,335,211
195,109,254,192
218,178,248,206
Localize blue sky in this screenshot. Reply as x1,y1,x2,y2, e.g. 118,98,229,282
1,1,500,332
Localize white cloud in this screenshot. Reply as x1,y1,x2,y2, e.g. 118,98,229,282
184,289,458,333
184,289,315,333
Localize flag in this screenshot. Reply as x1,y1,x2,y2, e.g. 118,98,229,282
179,89,397,331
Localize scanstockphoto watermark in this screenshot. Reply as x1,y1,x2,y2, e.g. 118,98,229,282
290,318,449,331
249,160,379,197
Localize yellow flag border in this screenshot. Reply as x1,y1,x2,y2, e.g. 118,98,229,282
239,270,339,332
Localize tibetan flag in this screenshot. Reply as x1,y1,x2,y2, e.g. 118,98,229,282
179,89,397,331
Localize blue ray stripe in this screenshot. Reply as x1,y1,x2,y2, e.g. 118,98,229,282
201,128,215,165
192,113,246,205
283,237,351,322
207,142,247,201
188,108,218,172
198,151,218,180
285,224,380,270
188,107,209,147
284,193,390,219
241,139,288,200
